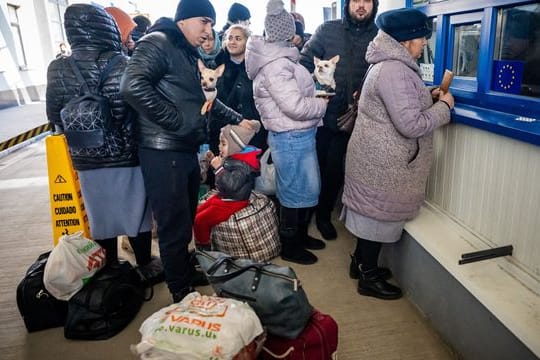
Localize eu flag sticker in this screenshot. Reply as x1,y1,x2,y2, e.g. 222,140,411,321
491,60,524,94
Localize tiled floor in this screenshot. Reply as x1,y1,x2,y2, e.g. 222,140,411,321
0,140,456,360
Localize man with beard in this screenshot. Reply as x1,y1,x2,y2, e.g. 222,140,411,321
299,0,378,243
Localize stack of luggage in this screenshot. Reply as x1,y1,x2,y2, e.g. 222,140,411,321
17,232,150,340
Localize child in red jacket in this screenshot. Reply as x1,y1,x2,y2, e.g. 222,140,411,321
194,124,261,247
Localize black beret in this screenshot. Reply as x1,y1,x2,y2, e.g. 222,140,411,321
376,8,432,42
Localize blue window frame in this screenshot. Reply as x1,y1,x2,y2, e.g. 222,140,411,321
406,0,540,146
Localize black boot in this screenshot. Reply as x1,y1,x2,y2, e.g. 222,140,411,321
280,206,317,265
281,240,318,264
350,237,393,279
95,237,119,266
298,208,325,250
304,233,326,250
138,256,165,286
189,251,209,287
354,237,400,299
357,268,402,300
315,205,337,240
129,232,165,286
316,217,337,240
172,286,195,303
349,254,392,280
128,231,152,266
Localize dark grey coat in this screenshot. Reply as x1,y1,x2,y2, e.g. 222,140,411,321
299,0,379,131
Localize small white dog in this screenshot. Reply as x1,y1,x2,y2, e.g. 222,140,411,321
313,55,340,95
197,59,225,114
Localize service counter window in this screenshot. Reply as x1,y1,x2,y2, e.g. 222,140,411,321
405,0,539,145
447,13,483,92
453,23,480,78
493,4,540,98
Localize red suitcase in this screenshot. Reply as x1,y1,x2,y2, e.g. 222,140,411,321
260,310,338,360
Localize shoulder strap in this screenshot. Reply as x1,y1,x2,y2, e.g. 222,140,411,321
67,57,90,94
356,65,373,99
343,30,373,104
344,29,354,105
97,54,124,90
67,54,123,94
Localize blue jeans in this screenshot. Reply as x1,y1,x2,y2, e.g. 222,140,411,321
138,148,199,294
268,128,320,208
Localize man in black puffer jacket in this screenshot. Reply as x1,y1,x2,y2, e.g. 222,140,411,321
300,0,379,241
120,0,254,303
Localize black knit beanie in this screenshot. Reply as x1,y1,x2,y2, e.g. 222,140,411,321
133,15,151,32
174,0,216,23
295,20,304,37
228,3,251,23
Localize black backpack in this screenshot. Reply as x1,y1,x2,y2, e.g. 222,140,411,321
60,55,123,150
16,251,68,332
64,261,147,340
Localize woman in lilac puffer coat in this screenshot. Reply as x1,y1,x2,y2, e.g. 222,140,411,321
342,8,454,299
245,0,328,265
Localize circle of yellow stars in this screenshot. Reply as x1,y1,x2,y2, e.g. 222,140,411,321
497,64,516,90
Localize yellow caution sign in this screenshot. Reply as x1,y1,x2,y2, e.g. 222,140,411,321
46,134,90,245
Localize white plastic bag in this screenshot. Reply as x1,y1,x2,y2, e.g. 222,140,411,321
132,292,263,360
254,148,275,196
43,231,106,300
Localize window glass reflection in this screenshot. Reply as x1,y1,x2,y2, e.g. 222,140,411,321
493,4,540,98
452,23,481,77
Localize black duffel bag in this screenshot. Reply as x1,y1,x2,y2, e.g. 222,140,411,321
64,261,145,340
16,251,68,332
196,250,313,339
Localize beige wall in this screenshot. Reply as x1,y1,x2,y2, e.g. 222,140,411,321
427,123,540,283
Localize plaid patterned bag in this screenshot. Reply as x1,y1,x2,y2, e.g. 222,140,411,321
211,191,281,262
